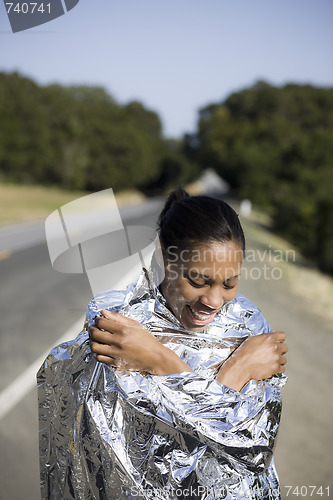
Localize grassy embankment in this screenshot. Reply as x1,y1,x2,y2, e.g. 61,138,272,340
0,182,145,226
241,210,333,327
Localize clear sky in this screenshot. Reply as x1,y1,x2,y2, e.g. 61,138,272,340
1,0,332,138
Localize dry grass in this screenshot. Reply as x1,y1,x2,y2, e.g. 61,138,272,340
0,183,145,226
242,209,333,327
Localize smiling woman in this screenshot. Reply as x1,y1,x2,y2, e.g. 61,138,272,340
157,189,244,332
160,241,243,331
38,187,288,500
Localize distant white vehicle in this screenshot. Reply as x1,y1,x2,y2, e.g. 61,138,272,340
240,199,252,217
197,168,230,195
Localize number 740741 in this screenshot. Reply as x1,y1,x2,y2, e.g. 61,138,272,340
6,3,51,14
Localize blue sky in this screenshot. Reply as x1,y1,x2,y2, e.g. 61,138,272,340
1,0,332,137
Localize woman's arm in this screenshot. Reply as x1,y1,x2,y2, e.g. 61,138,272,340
216,331,288,390
89,310,288,390
89,310,193,375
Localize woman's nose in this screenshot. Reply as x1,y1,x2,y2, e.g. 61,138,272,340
200,286,224,309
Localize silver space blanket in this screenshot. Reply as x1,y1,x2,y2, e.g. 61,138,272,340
38,266,287,500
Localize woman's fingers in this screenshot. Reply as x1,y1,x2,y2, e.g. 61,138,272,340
88,325,102,341
276,343,288,356
270,332,288,365
99,311,139,327
101,310,138,324
89,325,115,345
274,343,288,369
89,314,157,372
274,342,288,354
100,309,115,320
96,354,117,366
94,315,142,337
89,313,144,347
232,331,289,382
280,354,287,365
90,339,113,356
90,339,129,369
90,338,126,367
271,331,287,343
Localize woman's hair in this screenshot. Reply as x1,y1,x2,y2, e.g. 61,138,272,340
158,187,245,254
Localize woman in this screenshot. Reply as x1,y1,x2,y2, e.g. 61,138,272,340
38,188,288,500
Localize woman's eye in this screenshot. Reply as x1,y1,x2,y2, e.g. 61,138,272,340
223,283,236,290
223,278,238,290
187,277,206,288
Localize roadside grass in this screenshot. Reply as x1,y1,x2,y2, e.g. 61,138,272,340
241,209,333,328
0,182,145,226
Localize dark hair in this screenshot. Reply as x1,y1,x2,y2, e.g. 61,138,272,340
158,187,245,254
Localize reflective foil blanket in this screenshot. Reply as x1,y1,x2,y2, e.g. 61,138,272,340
38,267,287,500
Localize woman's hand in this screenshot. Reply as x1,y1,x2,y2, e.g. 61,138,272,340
216,331,288,391
89,310,192,375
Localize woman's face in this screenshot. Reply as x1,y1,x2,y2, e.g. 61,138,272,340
160,241,243,332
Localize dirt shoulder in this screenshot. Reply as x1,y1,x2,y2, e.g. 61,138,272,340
0,182,145,226
239,213,333,497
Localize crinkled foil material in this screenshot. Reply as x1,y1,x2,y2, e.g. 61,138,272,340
38,266,287,499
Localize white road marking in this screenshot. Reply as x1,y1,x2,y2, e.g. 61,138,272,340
0,268,141,421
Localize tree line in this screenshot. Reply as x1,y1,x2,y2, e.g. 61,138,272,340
0,72,196,193
0,73,332,274
187,81,333,275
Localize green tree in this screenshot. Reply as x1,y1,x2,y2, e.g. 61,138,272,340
0,72,193,194
191,81,333,274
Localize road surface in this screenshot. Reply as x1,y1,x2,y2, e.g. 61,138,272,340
0,198,332,499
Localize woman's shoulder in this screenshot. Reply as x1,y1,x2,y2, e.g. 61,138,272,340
228,293,272,334
86,288,128,325
233,292,261,312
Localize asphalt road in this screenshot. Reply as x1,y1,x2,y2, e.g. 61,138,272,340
0,198,332,500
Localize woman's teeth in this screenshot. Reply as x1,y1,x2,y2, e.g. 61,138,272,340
188,306,216,321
